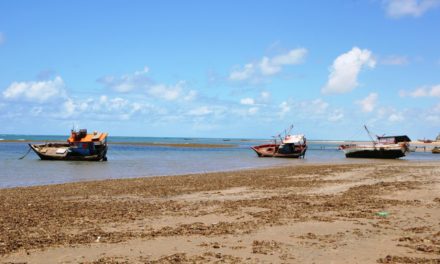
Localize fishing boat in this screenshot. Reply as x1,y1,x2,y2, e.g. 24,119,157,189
251,125,307,158
339,126,410,159
432,146,440,154
29,129,108,161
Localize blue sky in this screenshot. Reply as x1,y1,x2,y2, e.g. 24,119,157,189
1,0,439,139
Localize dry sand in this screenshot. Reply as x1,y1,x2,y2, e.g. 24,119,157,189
1,161,439,263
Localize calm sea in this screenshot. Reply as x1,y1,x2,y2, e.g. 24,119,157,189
0,135,439,188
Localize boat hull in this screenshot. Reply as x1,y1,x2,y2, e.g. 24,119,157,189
251,144,307,158
344,149,406,159
341,144,408,159
29,144,108,161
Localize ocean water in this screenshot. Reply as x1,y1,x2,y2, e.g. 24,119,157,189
0,135,439,188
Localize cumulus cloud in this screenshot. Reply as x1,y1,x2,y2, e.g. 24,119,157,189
399,84,440,97
229,48,307,82
229,64,255,81
61,95,160,120
2,76,67,103
278,101,292,118
260,91,271,101
186,105,227,118
98,67,151,92
98,67,196,102
328,109,344,122
148,84,181,101
356,93,378,113
381,55,409,65
322,47,376,94
377,107,406,123
388,113,405,122
147,81,196,102
383,0,440,18
276,98,345,123
187,106,212,116
183,90,198,101
240,97,255,105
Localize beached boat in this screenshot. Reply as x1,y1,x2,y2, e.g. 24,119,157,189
339,126,410,159
29,129,108,161
432,146,440,154
251,126,307,158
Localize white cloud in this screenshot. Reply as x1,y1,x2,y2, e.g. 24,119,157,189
229,48,307,81
229,64,255,81
99,68,197,101
381,55,409,65
186,105,227,118
278,101,291,118
376,107,406,123
430,85,440,96
260,91,271,101
2,76,67,103
400,84,440,97
187,106,213,116
183,90,198,101
271,49,308,65
309,99,329,114
388,113,404,122
384,0,440,18
240,97,255,105
297,98,329,115
328,109,344,122
147,81,195,101
98,66,151,92
356,93,378,113
322,47,376,94
0,32,4,44
148,84,181,101
61,95,159,120
259,57,281,76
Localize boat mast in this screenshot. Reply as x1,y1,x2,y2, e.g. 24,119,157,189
364,125,377,145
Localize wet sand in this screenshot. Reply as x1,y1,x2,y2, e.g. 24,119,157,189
1,161,439,263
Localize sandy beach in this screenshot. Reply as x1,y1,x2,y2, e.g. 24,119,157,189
1,161,439,263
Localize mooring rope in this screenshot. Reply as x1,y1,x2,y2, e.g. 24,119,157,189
19,146,32,160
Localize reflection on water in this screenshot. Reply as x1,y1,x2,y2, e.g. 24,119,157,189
1,137,439,188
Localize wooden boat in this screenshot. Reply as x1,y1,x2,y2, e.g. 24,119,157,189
251,126,307,158
29,129,108,161
339,126,410,159
432,146,440,154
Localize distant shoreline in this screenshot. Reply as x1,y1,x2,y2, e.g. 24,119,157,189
1,138,439,144
0,140,237,148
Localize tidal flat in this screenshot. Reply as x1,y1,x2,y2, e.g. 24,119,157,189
1,161,439,263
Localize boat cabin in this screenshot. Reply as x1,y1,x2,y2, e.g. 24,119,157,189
67,129,108,156
377,135,411,144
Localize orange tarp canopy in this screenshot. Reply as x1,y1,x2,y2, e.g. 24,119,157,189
68,132,108,143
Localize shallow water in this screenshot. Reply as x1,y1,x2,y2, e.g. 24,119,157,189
0,136,439,188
